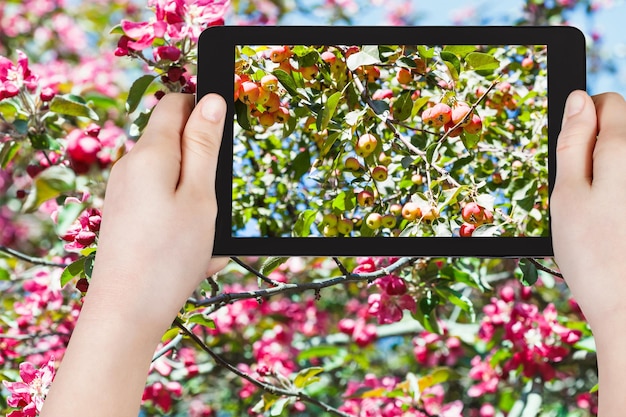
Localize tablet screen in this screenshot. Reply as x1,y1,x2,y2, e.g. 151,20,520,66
232,44,548,240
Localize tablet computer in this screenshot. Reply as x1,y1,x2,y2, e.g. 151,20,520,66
197,26,586,257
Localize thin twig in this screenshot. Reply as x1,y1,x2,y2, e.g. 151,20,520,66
332,257,350,276
526,258,563,279
175,318,354,417
230,256,282,287
0,245,68,268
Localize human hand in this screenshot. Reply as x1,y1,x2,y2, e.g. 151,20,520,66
86,92,229,330
551,91,626,332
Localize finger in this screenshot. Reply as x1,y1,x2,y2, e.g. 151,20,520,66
206,257,230,277
554,90,597,190
123,94,194,191
178,94,227,196
590,93,626,183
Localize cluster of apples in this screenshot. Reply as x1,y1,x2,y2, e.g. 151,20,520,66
458,202,494,237
421,101,482,137
482,82,519,114
235,46,297,128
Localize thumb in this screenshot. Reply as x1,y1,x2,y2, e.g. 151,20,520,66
554,90,597,190
178,93,227,195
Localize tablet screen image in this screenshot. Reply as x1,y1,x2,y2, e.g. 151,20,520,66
198,26,586,256
232,44,548,240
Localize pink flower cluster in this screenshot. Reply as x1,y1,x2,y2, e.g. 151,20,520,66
0,51,38,101
413,329,463,368
2,357,55,417
56,204,102,251
62,122,128,174
142,381,183,413
472,283,582,388
339,374,463,417
116,0,229,59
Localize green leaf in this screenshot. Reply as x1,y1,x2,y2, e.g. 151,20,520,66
269,397,291,416
60,257,86,287
440,51,460,81
186,314,216,328
297,345,341,361
460,131,480,150
273,69,299,98
291,149,311,179
0,268,10,281
436,287,476,322
318,91,342,132
0,141,20,169
332,191,354,211
50,95,99,120
29,133,59,150
130,110,152,136
518,258,538,286
320,131,341,157
417,367,456,391
260,256,289,275
13,119,28,135
472,224,500,237
22,165,76,213
109,24,124,35
346,45,381,71
293,367,324,389
299,50,320,68
234,100,251,130
126,74,156,114
0,101,18,121
443,45,476,58
465,52,500,72
369,99,389,115
438,186,466,213
417,45,434,59
241,46,256,57
293,210,317,237
84,253,95,278
392,90,413,121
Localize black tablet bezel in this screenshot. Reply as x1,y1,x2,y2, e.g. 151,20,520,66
197,25,586,257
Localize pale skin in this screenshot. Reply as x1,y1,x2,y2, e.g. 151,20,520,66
40,90,625,416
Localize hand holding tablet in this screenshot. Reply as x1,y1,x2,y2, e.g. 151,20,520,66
197,26,586,256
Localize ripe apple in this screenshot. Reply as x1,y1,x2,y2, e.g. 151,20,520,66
321,51,336,65
323,224,338,237
431,103,452,126
521,56,534,70
402,202,422,221
462,202,486,225
381,214,397,229
270,45,291,63
355,133,377,157
277,60,292,74
483,209,494,224
256,86,271,106
239,81,259,105
234,74,242,101
411,173,423,185
389,203,403,216
345,156,361,171
357,190,375,207
464,114,483,134
396,67,413,84
264,92,280,113
258,112,275,127
300,65,319,80
378,152,392,166
322,213,338,227
260,74,279,91
372,89,393,100
459,223,475,237
365,213,383,229
451,103,471,127
274,107,290,123
422,207,439,222
337,218,354,235
371,165,388,181
413,57,427,74
365,65,380,83
444,121,463,137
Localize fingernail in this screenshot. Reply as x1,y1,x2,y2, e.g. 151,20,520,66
565,91,585,117
201,94,226,122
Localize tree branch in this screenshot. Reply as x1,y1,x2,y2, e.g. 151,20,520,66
0,245,68,268
526,258,563,279
191,257,420,307
174,318,355,417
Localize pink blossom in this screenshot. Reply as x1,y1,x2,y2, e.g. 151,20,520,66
0,50,38,100
467,356,499,397
2,357,55,416
142,381,183,412
368,292,416,324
